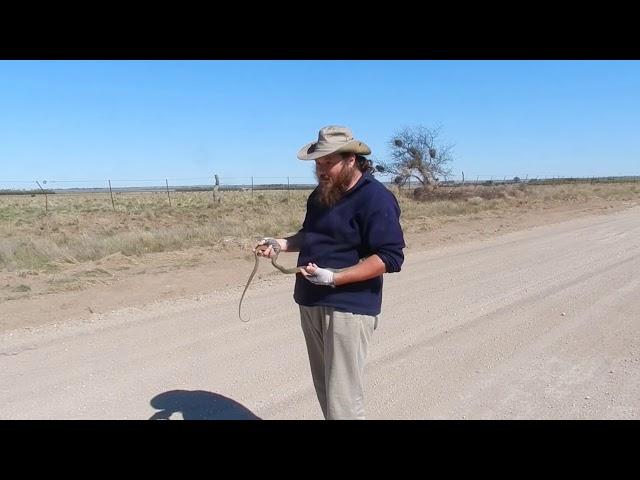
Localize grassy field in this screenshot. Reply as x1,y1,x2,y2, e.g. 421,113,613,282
1,182,640,272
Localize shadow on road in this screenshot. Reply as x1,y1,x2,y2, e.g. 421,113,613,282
149,389,261,420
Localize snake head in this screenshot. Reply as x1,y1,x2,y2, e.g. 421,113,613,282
256,237,281,257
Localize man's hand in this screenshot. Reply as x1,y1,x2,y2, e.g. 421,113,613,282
301,263,336,287
254,237,282,258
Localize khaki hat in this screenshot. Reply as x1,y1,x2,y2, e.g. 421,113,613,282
297,125,371,160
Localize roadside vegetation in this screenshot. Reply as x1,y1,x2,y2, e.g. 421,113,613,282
2,182,639,273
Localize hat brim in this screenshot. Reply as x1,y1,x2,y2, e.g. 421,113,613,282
297,139,371,160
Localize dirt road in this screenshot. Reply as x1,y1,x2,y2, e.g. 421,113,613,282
1,205,639,419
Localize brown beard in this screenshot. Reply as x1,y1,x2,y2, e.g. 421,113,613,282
315,162,357,208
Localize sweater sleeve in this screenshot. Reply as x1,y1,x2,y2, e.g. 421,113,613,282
361,193,405,273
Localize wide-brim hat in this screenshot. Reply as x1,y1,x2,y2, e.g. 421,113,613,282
297,125,371,160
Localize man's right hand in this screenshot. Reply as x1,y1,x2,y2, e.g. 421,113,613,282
254,237,283,258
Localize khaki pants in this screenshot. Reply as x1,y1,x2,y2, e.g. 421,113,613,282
299,305,378,420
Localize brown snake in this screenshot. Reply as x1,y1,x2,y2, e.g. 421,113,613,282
238,243,300,322
239,242,347,322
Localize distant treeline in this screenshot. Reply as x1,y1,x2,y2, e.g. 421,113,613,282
0,189,56,195
439,176,640,187
527,176,640,185
174,184,315,192
0,185,316,195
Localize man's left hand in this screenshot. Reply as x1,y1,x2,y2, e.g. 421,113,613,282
301,263,336,287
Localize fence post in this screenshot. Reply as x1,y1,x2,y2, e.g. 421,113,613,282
36,180,48,213
251,176,254,198
108,180,116,211
287,176,290,198
165,179,172,207
213,174,220,203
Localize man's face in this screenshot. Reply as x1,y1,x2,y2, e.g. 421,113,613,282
314,152,357,207
315,153,348,184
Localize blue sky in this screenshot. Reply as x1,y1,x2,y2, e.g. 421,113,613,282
0,60,638,189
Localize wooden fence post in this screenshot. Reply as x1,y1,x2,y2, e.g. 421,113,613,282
108,180,116,211
213,174,220,203
36,181,48,213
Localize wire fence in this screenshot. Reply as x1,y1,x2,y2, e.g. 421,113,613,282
0,176,320,195
0,176,322,214
1,174,639,214
2,174,639,194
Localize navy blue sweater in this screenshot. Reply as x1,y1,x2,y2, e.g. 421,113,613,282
293,172,405,316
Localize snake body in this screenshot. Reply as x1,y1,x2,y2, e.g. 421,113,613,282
239,242,349,322
238,243,300,322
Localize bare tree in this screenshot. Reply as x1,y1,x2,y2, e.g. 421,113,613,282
376,125,454,190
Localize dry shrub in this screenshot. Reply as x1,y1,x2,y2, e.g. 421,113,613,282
411,184,526,202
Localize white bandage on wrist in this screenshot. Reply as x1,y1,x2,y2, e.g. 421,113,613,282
306,267,336,287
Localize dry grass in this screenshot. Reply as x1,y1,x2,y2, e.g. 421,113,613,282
1,182,640,272
395,182,640,233
0,190,307,271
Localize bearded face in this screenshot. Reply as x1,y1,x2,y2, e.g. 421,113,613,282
314,154,358,207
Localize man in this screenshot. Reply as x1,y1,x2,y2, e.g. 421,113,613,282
255,125,405,419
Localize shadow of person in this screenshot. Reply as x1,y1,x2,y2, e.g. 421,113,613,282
149,390,261,420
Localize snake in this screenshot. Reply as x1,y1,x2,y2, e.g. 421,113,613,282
239,239,351,322
238,240,301,322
